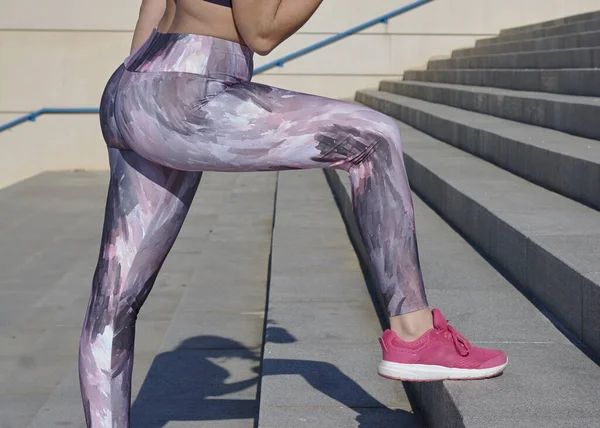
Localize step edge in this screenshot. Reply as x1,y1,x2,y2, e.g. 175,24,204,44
358,89,600,151
500,11,600,36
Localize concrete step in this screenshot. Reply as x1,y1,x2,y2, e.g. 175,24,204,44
380,80,600,141
1,169,423,427
403,68,600,97
257,170,421,428
0,171,275,427
500,10,600,37
452,29,600,58
429,46,600,70
326,161,600,428
476,17,600,48
356,94,600,359
357,89,600,210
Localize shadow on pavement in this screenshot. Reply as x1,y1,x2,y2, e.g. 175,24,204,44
131,326,417,427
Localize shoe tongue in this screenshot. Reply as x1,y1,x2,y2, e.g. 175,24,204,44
432,308,448,330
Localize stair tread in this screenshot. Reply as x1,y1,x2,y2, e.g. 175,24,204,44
403,68,600,97
453,29,600,57
431,45,600,69
501,10,600,36
362,89,600,162
448,44,600,60
383,79,600,105
477,17,600,47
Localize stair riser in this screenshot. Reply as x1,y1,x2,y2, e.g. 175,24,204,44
500,11,600,37
359,90,600,211
403,69,600,97
453,31,600,58
380,81,600,141
430,47,600,70
477,18,600,47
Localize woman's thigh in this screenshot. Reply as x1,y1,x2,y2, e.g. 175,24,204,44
115,72,400,172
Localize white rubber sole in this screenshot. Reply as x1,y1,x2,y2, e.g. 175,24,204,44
378,359,508,382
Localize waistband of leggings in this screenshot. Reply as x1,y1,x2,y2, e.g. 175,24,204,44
124,29,254,83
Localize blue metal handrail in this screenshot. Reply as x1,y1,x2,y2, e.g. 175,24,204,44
254,0,434,73
0,108,100,132
0,0,434,133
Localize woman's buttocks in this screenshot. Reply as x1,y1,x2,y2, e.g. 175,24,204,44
113,70,230,170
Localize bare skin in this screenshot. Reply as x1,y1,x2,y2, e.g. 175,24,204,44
130,0,434,340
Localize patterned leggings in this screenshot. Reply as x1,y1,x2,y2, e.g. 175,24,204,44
79,30,428,427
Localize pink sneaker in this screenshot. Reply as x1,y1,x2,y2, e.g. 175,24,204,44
378,308,507,381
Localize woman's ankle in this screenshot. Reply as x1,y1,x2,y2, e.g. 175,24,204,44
389,307,434,342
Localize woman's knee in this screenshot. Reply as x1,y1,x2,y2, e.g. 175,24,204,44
349,108,402,155
374,113,403,152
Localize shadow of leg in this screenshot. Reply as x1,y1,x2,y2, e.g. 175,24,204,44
263,358,419,426
131,336,260,427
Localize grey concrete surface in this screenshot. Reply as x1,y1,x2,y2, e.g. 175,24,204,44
257,170,421,428
392,119,600,355
402,68,600,96
500,10,600,37
259,406,417,428
1,169,422,428
476,17,600,47
0,171,275,428
453,29,600,58
357,89,600,210
429,46,600,70
325,168,600,428
379,80,600,140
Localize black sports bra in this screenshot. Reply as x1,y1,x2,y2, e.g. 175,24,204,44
205,0,232,7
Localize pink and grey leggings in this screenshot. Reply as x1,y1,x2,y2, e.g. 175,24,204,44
79,30,428,427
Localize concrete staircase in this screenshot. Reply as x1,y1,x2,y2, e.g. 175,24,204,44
6,10,600,428
329,9,600,428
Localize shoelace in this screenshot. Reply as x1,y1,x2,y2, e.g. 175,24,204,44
440,322,471,357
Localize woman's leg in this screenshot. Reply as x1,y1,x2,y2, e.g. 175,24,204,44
116,74,430,326
79,147,201,427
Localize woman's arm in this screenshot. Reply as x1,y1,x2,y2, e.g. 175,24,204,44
130,0,168,53
232,0,323,55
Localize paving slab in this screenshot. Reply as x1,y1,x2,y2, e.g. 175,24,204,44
0,394,49,428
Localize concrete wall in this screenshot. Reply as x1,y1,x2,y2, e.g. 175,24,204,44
1,0,599,188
